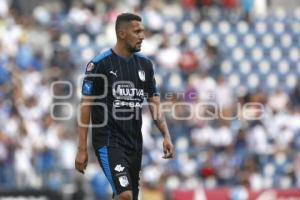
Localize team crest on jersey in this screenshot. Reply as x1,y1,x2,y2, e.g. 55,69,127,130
119,176,129,187
86,62,94,71
114,164,125,172
138,70,145,82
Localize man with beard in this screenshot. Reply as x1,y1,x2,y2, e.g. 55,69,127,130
75,13,174,200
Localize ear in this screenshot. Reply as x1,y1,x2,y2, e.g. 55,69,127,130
118,29,126,40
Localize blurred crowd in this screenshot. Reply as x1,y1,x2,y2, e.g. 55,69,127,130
0,0,300,199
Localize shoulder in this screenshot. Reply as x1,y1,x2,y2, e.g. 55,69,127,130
134,52,155,73
91,49,112,64
134,52,152,64
85,49,112,73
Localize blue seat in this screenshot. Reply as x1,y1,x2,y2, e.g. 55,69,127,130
218,21,231,35
232,47,245,62
285,74,298,90
277,60,290,76
242,33,256,51
251,47,264,62
239,60,251,75
247,73,260,89
221,60,233,75
258,60,271,75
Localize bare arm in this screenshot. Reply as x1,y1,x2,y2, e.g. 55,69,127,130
75,97,93,173
78,98,92,150
148,96,174,159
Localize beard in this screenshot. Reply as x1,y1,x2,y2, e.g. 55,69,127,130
128,46,141,53
127,43,141,53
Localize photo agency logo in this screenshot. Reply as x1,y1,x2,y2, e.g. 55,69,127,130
50,75,265,127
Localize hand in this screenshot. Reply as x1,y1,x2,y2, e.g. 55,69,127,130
162,138,174,159
75,148,88,174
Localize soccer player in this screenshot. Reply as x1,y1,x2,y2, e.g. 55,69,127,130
75,13,174,200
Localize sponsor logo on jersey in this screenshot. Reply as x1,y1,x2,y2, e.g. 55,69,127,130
112,82,144,108
113,100,143,108
109,70,117,77
114,87,144,97
138,70,145,82
113,83,144,97
119,176,129,187
114,164,125,172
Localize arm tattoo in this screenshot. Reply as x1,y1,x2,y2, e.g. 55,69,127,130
148,97,171,138
153,115,166,126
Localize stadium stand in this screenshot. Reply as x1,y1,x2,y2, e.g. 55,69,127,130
0,0,300,199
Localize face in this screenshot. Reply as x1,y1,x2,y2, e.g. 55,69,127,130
122,20,145,53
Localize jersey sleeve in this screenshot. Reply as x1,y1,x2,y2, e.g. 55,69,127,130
81,61,105,97
146,61,159,98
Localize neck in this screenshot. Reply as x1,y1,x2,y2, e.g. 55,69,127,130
113,43,132,58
